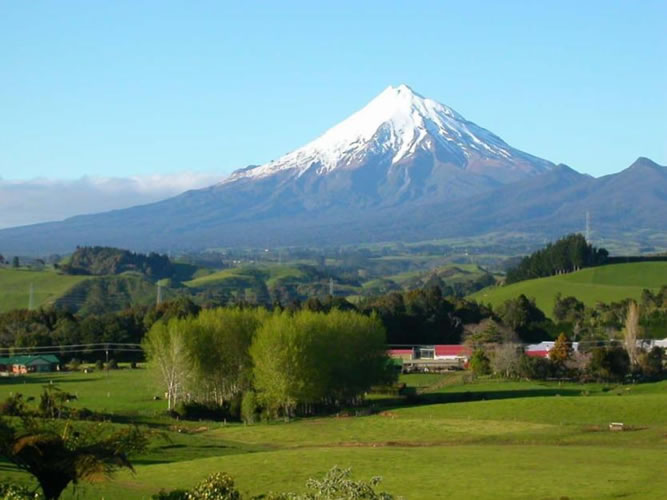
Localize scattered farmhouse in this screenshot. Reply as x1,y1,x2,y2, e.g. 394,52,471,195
388,345,472,372
0,355,60,375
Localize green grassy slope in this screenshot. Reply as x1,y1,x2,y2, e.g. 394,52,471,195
470,262,667,318
0,268,89,313
0,268,165,314
1,370,665,499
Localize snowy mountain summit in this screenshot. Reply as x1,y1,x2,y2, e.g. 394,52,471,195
224,84,552,188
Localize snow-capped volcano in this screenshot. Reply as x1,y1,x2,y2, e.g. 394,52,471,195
224,84,552,186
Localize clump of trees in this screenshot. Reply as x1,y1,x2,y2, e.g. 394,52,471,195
60,246,173,279
506,234,608,284
552,287,667,343
143,308,394,419
468,332,663,383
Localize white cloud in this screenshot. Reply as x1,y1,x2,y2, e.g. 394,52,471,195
0,172,224,229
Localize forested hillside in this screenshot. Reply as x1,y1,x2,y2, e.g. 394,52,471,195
61,246,174,279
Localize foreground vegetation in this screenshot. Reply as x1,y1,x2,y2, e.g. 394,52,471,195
1,368,665,499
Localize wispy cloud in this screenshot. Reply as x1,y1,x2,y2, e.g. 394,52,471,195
0,172,224,229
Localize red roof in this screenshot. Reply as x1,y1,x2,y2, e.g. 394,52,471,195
526,350,549,358
387,349,412,355
434,345,471,356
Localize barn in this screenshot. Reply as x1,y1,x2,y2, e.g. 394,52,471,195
0,355,60,375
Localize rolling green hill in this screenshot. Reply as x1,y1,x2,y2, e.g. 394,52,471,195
470,262,667,318
0,268,89,312
0,268,164,314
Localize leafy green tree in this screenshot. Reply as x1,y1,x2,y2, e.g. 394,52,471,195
250,310,390,418
469,349,491,376
588,346,630,382
497,294,550,342
553,294,585,324
638,346,664,377
187,308,264,405
240,391,259,424
11,256,19,268
143,318,194,409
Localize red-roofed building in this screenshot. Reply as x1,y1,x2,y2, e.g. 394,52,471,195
525,350,549,358
387,349,413,361
434,345,471,359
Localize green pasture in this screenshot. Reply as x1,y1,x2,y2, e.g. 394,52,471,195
470,262,667,318
0,268,89,313
1,369,665,499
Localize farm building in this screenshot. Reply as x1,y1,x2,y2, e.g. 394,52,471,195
388,345,471,372
0,355,60,375
524,341,582,359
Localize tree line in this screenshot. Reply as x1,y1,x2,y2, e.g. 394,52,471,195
59,246,174,279
2,283,666,361
505,234,609,284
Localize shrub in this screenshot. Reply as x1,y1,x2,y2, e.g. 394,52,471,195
174,401,237,422
0,394,27,417
66,358,81,371
130,361,138,369
266,466,396,499
94,360,104,370
469,349,491,376
0,482,42,500
105,359,118,370
518,355,552,380
186,472,240,500
638,346,664,377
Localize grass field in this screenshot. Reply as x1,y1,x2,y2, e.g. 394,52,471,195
0,268,89,313
470,262,667,318
1,367,665,499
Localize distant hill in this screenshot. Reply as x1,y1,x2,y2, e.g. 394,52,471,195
0,267,163,315
0,268,89,313
470,262,667,318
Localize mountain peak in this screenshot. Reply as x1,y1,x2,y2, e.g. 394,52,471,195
628,157,663,170
224,85,552,185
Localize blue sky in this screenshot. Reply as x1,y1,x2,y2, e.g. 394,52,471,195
1,0,665,181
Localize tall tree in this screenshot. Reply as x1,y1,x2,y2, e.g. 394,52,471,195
143,318,193,409
624,301,641,366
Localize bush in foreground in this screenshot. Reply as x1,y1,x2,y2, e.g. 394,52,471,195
153,467,397,500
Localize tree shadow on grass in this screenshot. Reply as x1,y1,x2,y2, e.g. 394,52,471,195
375,387,584,412
0,375,98,387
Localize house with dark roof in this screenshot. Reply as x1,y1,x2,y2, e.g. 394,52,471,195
0,355,60,375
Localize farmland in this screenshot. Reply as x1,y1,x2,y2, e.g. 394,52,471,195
470,262,667,318
0,268,89,313
1,367,665,499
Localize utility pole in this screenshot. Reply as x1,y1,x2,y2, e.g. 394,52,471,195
28,283,34,310
156,283,163,306
329,278,334,297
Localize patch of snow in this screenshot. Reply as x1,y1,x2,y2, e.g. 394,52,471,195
223,84,549,184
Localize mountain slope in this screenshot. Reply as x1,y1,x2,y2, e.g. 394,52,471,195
0,87,664,255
